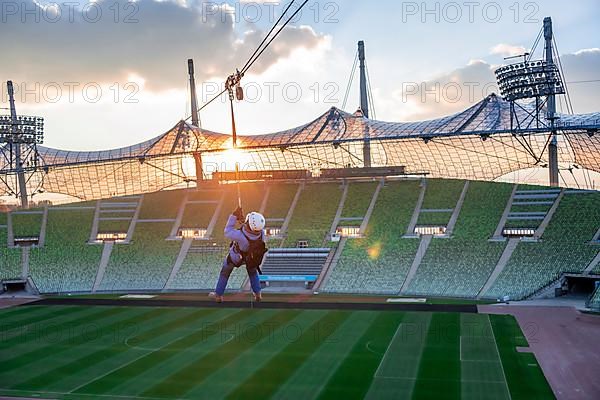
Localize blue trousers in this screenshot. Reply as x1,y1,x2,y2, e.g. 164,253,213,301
215,261,261,296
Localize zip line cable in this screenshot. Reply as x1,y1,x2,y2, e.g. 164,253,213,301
240,0,310,76
185,0,311,123
240,0,299,74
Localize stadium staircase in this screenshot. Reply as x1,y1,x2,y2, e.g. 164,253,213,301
477,238,519,299
169,189,225,240
583,251,600,275
260,248,331,291
492,187,563,241
90,195,143,243
163,238,193,291
92,242,113,292
400,235,433,293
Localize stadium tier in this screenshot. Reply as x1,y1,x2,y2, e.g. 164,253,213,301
138,190,184,220
29,209,102,293
340,181,379,225
98,222,180,291
405,181,513,297
486,192,600,300
10,210,44,238
283,183,343,247
2,179,599,299
322,180,422,294
0,212,22,280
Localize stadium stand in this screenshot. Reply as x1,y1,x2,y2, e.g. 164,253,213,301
98,222,180,291
419,179,464,211
29,209,102,293
486,191,600,300
262,183,298,220
405,181,513,297
169,248,227,290
0,212,22,280
138,189,184,220
181,202,218,228
11,210,44,238
284,183,343,247
3,179,599,298
322,180,421,294
340,182,379,225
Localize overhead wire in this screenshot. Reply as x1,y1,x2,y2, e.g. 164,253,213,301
365,61,376,119
185,0,311,123
342,52,358,111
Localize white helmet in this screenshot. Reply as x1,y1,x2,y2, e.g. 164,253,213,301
245,212,266,232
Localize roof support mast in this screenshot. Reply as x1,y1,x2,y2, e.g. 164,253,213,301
358,41,372,167
188,59,204,186
358,41,369,118
8,81,29,208
544,17,559,187
188,59,200,127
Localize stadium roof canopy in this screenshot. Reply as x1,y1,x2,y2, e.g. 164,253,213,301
2,93,600,200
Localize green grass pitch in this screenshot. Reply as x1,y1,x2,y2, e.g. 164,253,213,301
0,305,554,399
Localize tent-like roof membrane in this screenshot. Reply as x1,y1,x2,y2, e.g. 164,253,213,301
1,94,599,200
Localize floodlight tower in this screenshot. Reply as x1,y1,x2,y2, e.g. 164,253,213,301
544,17,559,187
0,81,44,208
8,82,28,207
494,17,565,187
358,41,372,167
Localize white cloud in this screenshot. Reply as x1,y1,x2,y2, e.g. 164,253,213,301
573,48,600,56
0,0,326,92
490,43,527,57
387,47,600,121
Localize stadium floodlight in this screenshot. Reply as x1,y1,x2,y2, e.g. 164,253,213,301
0,114,44,144
495,60,565,102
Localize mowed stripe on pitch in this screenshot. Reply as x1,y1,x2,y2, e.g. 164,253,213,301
73,308,252,395
40,307,218,393
223,310,350,400
141,309,303,398
185,310,329,399
411,312,461,400
0,306,94,345
10,307,204,391
0,305,83,326
317,311,406,400
365,312,433,400
97,309,280,398
0,306,130,368
271,311,378,400
0,307,152,384
460,313,510,400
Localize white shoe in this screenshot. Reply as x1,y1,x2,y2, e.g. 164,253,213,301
209,292,223,303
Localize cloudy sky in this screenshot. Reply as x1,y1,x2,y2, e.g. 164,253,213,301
1,0,599,151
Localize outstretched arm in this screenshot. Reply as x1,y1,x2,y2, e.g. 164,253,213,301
224,214,245,242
